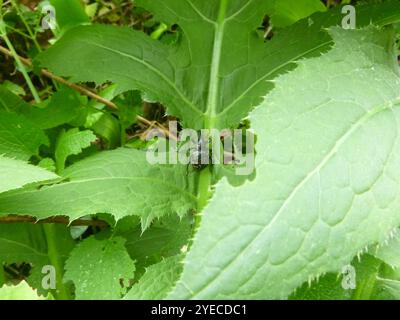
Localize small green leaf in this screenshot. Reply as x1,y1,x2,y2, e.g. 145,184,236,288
123,255,183,300
55,128,96,172
64,236,135,300
37,158,56,172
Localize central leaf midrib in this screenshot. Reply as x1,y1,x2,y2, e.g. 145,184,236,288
204,0,229,129
0,176,198,203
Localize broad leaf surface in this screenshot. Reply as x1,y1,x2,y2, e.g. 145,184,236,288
169,27,400,299
36,1,400,129
0,148,197,228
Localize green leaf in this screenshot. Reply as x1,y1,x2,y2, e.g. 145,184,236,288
0,281,45,300
291,254,390,300
123,255,183,300
268,0,327,28
0,86,82,130
169,27,400,299
0,111,48,161
49,0,90,35
36,1,399,130
37,158,56,172
0,156,58,193
372,231,400,268
0,148,197,228
89,112,120,149
22,87,83,130
118,215,192,274
1,80,26,97
290,273,351,300
55,128,96,172
0,85,30,112
64,236,135,300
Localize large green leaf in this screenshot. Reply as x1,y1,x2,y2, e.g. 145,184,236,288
0,157,58,193
0,148,197,228
169,27,400,299
36,1,400,130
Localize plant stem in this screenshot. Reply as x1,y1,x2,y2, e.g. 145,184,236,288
11,0,42,52
193,0,229,231
351,271,378,300
0,25,41,103
351,258,381,300
43,224,70,300
195,167,211,229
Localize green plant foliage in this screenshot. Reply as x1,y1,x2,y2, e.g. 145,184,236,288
0,111,48,160
0,148,197,228
123,255,183,300
268,0,327,27
49,0,90,36
36,1,399,130
169,26,400,299
0,223,75,297
0,157,57,193
64,236,135,300
55,128,96,172
1,0,400,301
0,281,45,300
